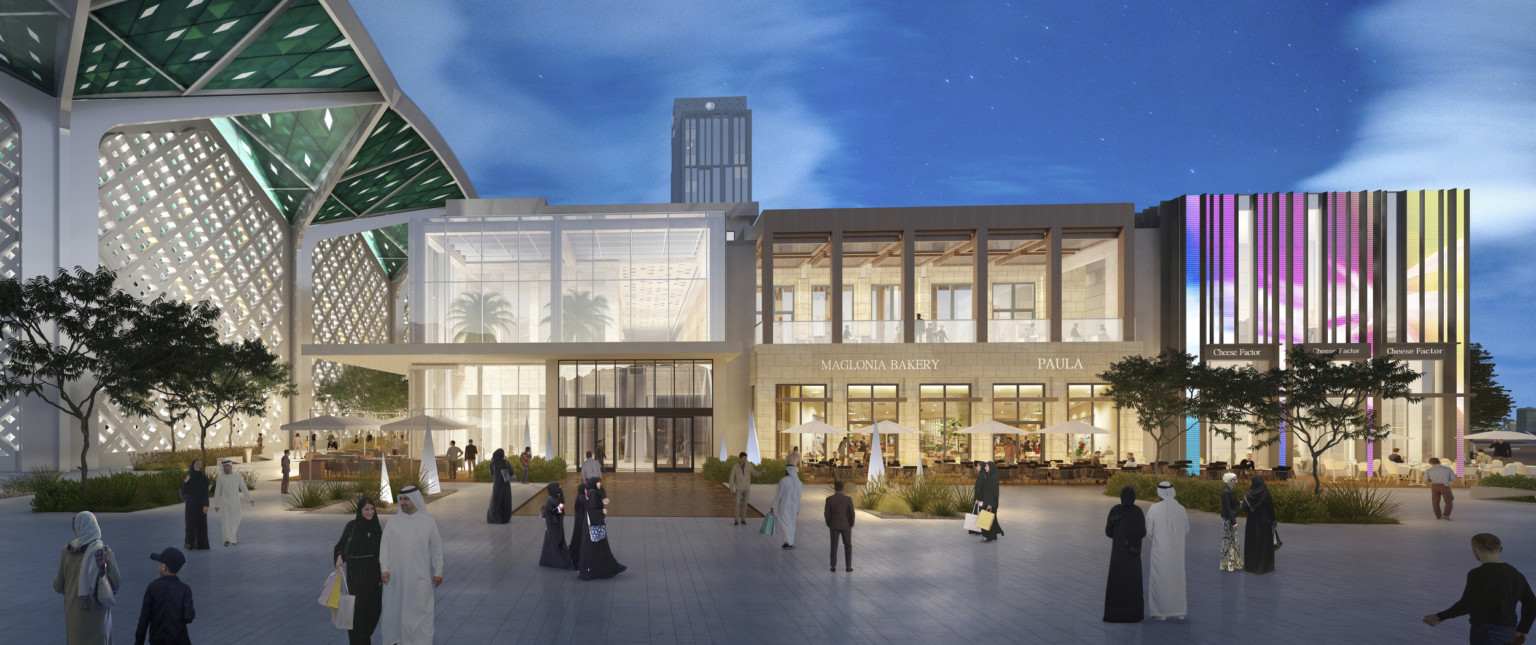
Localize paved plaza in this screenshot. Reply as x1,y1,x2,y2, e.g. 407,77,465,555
4,462,1535,644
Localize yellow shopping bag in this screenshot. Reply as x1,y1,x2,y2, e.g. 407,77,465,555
976,509,995,531
325,572,342,610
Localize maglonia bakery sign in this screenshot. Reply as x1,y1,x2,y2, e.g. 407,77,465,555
820,359,942,371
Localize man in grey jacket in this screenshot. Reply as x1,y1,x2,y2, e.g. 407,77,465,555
728,452,762,526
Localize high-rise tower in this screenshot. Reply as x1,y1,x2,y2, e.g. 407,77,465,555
671,97,751,203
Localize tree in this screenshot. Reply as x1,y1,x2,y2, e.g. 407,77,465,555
315,364,408,417
447,291,517,343
1469,342,1515,432
0,267,216,491
1251,347,1422,496
122,338,297,468
546,289,613,341
1100,348,1272,471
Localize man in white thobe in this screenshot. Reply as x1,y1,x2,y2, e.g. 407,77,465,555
212,459,253,546
1145,481,1189,620
769,465,803,549
380,486,443,645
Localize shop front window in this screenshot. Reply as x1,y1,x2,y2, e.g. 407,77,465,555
776,385,828,460
841,233,903,343
987,232,1048,342
1066,384,1118,462
920,384,972,463
847,385,900,465
991,384,1045,462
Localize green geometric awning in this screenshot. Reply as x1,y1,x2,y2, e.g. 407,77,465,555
89,0,284,91
201,0,374,91
361,223,408,279
232,105,371,185
75,19,182,95
0,2,65,94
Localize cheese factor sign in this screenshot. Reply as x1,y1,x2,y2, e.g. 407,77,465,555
1201,344,1278,362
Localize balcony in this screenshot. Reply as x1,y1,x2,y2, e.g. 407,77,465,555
916,319,975,343
1063,318,1122,342
842,320,903,344
988,319,1048,342
773,320,832,344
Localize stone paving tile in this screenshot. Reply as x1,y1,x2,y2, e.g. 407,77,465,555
514,472,762,518
3,459,1536,643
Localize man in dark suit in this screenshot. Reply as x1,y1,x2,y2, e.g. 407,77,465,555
824,480,856,572
280,449,291,494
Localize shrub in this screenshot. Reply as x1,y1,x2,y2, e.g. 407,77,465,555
1103,472,1395,524
132,447,248,471
875,495,913,514
856,477,887,510
470,456,569,483
286,481,331,510
3,465,64,495
208,470,259,496
702,456,731,483
472,460,492,483
30,470,185,513
326,479,357,501
886,473,970,516
1478,474,1536,503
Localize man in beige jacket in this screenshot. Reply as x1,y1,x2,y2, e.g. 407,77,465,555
728,452,763,526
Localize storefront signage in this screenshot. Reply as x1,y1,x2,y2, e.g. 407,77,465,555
1299,343,1372,360
1379,343,1455,360
819,359,942,371
1201,344,1277,362
1038,358,1084,370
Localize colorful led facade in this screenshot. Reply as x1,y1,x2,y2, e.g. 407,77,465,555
1154,191,1470,475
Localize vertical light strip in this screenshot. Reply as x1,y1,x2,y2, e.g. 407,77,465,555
1186,196,1202,474
1455,189,1468,475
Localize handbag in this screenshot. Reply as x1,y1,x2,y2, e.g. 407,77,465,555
1272,525,1282,551
963,513,981,533
93,548,115,608
976,510,996,531
759,513,776,535
587,506,606,542
331,567,355,630
319,571,341,608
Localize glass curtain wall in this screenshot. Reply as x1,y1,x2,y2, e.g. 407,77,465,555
769,235,831,343
557,360,713,472
991,384,1044,463
914,233,975,342
847,385,901,465
775,385,829,459
1061,232,1122,342
839,233,903,343
414,212,721,343
987,231,1049,342
416,365,547,461
920,385,972,464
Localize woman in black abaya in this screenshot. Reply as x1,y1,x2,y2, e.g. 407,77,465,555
1103,485,1146,622
576,477,627,580
180,460,211,550
486,449,514,524
569,479,587,571
978,461,1005,542
538,482,572,569
1239,475,1277,574
333,498,383,645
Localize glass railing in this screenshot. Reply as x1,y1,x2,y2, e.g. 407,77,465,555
988,319,1048,342
915,319,975,343
842,320,903,344
1063,318,1122,342
773,321,832,344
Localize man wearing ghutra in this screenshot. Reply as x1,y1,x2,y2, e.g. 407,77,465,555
379,487,443,645
1145,481,1188,620
769,464,803,549
212,459,253,547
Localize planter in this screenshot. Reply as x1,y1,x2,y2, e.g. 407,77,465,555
1470,486,1536,500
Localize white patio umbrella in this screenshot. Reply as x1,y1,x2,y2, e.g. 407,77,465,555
779,420,846,434
850,420,920,434
379,414,474,495
955,420,1030,434
1466,430,1536,441
1039,420,1110,461
279,414,381,432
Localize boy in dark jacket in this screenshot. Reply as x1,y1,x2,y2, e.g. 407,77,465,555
136,547,195,645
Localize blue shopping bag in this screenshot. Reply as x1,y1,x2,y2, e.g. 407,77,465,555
759,513,776,535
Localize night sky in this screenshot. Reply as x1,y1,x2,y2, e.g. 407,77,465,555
355,0,1536,410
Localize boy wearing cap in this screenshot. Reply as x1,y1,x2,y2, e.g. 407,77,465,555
136,547,195,645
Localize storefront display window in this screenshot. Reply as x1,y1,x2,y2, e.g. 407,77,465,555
991,384,1044,462
920,384,972,463
1066,383,1118,462
847,385,900,465
776,385,828,459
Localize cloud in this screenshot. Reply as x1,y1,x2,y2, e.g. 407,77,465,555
940,159,1100,205
1300,0,1536,235
352,0,866,206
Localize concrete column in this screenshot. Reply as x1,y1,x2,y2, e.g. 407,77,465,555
975,228,988,342
902,229,915,343
761,233,773,345
830,230,843,343
1049,227,1063,342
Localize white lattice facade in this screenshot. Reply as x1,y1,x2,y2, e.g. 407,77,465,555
312,233,391,386
0,102,20,470
96,127,292,454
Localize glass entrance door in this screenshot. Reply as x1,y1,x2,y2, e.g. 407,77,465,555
654,418,694,472
577,417,616,472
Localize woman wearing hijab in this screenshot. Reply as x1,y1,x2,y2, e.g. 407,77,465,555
539,483,572,569
978,461,1004,542
577,477,628,580
486,449,514,524
1103,485,1146,622
1219,472,1244,572
1239,475,1277,574
53,511,121,644
180,459,211,550
334,498,384,645
968,462,986,536
769,465,803,549
569,479,588,571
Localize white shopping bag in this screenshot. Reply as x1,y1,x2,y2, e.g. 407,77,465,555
963,512,981,533
331,568,355,630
